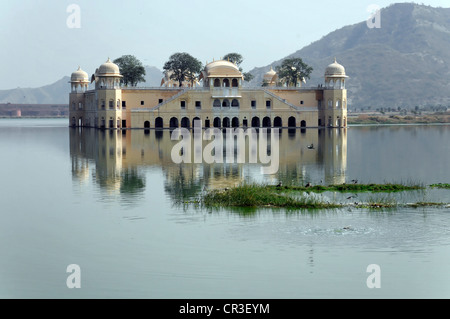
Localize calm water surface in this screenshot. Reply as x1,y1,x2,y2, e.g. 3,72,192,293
0,119,449,298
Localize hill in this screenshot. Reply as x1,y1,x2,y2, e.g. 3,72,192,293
247,3,450,110
0,66,164,105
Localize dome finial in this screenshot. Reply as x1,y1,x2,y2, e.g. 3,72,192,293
334,57,337,63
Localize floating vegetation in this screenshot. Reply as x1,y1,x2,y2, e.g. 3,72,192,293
202,184,341,210
429,183,450,189
195,182,449,210
267,183,424,193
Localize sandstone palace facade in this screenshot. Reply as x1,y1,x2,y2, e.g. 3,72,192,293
69,58,348,129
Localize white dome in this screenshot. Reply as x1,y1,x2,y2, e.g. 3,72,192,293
264,66,277,80
71,66,89,82
325,58,347,77
97,58,121,76
204,60,242,77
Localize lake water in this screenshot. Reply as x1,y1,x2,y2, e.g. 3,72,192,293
0,118,449,299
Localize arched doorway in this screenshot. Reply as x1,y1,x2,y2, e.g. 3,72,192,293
144,121,150,129
300,120,306,128
155,117,163,128
170,117,178,128
274,116,282,127
262,116,271,127
213,117,221,128
232,117,239,128
193,117,201,127
288,116,296,127
222,117,230,128
181,117,190,128
251,117,260,127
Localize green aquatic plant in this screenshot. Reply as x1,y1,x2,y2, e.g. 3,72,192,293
267,183,423,193
429,183,450,189
194,182,450,210
202,184,341,209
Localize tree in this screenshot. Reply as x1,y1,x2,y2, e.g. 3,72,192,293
276,58,313,87
223,52,254,82
113,55,146,87
223,53,243,66
243,72,254,82
163,52,202,87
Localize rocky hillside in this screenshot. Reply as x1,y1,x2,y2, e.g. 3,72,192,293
247,3,450,110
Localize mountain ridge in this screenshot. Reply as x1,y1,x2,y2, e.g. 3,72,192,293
1,3,449,110
247,3,450,109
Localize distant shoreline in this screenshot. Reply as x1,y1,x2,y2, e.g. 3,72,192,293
347,111,450,125
1,112,450,126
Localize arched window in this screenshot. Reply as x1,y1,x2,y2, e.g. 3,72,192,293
222,117,230,128
213,99,221,107
214,79,220,87
262,117,271,127
336,100,341,108
232,79,238,87
300,120,306,127
232,117,239,128
223,79,230,87
144,121,150,128
222,99,230,107
109,100,114,109
328,100,332,109
231,99,239,107
213,117,221,128
117,100,120,109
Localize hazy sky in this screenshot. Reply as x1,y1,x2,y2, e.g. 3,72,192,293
0,0,448,89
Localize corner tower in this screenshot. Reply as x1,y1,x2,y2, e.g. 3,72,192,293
321,58,348,127
69,67,89,127
92,58,123,129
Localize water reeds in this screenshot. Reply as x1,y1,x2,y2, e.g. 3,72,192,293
197,182,449,210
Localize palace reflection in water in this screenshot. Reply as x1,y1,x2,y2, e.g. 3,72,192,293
70,127,347,203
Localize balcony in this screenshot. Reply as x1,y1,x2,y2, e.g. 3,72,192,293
211,87,241,98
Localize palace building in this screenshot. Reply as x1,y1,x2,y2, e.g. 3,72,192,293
69,58,348,129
